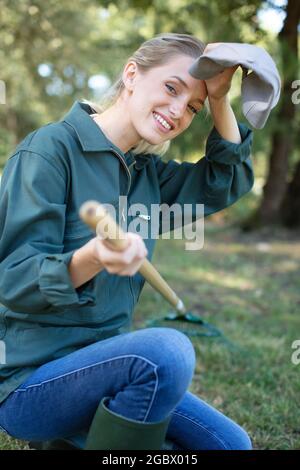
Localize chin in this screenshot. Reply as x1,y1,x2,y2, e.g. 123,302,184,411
136,132,162,146
135,120,170,146
147,127,170,143
145,136,163,145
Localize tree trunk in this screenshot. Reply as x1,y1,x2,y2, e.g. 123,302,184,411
280,159,300,228
243,0,300,230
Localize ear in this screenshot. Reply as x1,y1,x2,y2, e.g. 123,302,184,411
122,61,138,90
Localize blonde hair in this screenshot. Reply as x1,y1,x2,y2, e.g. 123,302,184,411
83,32,206,157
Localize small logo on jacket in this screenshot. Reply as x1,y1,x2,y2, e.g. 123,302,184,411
0,340,6,365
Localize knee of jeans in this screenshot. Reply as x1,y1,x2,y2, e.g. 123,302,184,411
228,425,252,450
146,327,196,390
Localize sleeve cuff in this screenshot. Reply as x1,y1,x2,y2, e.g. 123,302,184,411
205,122,253,165
39,251,96,309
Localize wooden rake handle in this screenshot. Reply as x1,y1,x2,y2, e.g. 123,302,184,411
79,200,186,314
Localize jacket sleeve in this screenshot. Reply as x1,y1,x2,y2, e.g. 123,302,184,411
153,123,254,233
0,151,96,314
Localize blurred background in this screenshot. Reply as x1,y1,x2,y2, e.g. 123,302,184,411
0,0,299,450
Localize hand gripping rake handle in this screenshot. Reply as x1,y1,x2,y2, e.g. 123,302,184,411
79,200,186,314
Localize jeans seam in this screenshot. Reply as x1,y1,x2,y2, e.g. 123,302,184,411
13,354,160,424
172,410,231,450
13,354,159,391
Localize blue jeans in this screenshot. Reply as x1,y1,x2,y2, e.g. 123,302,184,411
0,327,251,450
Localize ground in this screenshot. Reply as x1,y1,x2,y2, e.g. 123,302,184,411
1,223,299,450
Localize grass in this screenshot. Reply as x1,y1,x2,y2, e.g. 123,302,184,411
133,222,300,450
1,222,300,450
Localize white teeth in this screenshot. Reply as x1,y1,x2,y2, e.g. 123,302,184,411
153,112,171,130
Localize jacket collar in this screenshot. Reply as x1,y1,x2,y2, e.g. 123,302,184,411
61,100,152,170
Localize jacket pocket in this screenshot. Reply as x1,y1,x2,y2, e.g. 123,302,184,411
129,273,145,306
64,218,93,240
38,270,110,325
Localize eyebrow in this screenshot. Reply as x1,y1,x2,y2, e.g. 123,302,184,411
170,75,205,105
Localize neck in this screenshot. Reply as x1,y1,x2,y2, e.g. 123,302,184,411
92,101,141,154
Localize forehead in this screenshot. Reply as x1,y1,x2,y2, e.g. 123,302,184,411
149,55,206,99
159,55,197,71
154,55,198,81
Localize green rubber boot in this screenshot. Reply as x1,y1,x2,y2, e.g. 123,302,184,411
28,439,80,450
85,396,172,450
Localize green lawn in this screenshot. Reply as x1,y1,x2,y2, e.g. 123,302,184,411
134,223,300,450
1,223,299,450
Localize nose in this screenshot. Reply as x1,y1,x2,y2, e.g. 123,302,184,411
169,99,188,121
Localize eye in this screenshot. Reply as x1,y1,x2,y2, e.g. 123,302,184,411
165,84,176,94
189,105,199,115
165,84,200,115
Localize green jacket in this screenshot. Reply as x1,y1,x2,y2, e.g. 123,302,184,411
0,100,254,404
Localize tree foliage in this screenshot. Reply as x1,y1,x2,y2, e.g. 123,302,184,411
0,0,299,227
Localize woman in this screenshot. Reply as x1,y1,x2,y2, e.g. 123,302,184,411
0,33,253,450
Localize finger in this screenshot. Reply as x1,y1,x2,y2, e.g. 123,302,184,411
98,239,133,265
204,42,223,54
117,258,144,276
136,235,148,256
101,233,131,251
126,232,147,257
141,243,148,258
116,239,147,275
222,65,239,80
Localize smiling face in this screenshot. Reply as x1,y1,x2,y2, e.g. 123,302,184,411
120,54,208,146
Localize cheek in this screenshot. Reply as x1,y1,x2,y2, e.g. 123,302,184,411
197,81,208,101
179,115,193,133
130,94,154,116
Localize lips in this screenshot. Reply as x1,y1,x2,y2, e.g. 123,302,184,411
153,111,175,130
153,113,171,133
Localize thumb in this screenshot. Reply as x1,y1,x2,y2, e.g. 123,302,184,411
223,64,239,80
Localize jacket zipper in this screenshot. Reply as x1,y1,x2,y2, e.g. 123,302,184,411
110,150,136,308
110,149,132,195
